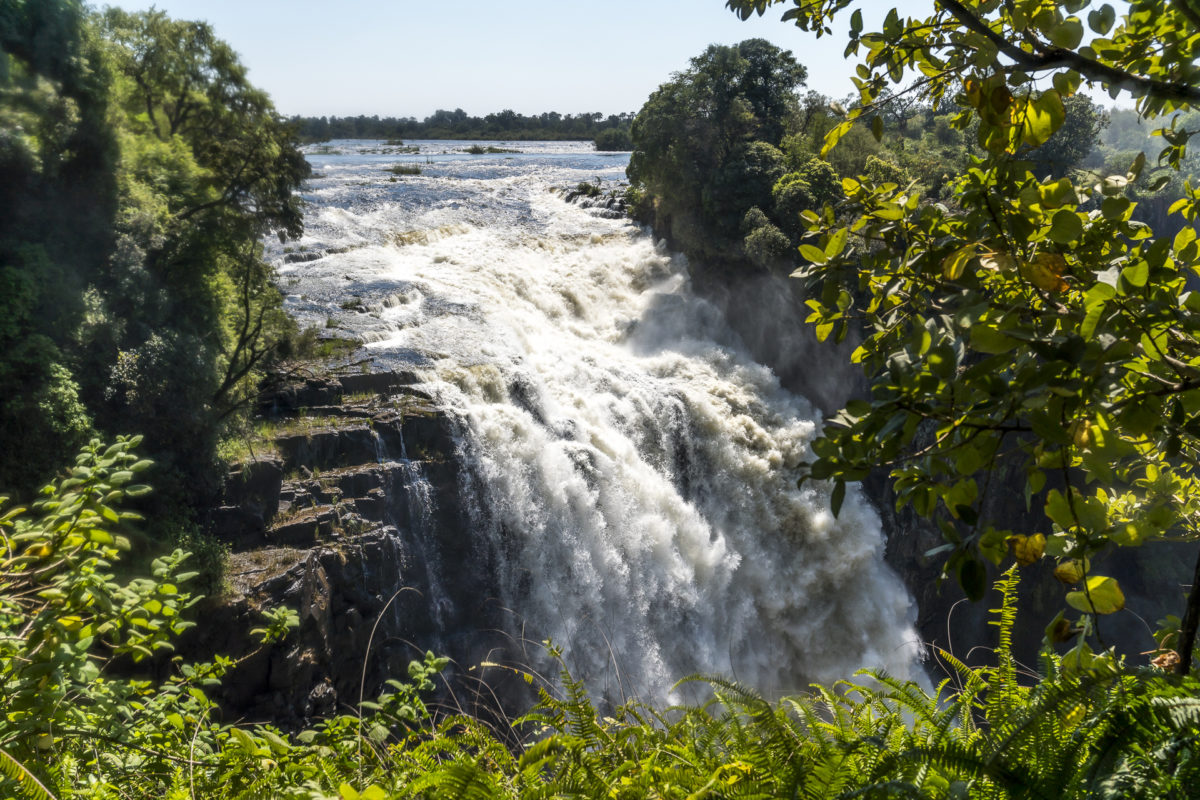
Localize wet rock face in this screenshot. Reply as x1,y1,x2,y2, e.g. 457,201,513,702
198,371,507,726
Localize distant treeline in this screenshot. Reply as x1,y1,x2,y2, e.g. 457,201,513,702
291,109,634,149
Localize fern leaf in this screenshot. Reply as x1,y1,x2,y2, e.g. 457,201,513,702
0,749,58,800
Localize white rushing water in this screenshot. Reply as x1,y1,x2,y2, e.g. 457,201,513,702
273,139,921,701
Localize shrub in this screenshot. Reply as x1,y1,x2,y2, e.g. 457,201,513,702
594,127,632,151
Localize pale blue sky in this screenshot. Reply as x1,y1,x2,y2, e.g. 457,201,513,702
105,1,924,118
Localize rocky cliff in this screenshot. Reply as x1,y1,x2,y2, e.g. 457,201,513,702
193,369,524,726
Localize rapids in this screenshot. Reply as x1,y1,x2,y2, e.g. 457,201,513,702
270,139,921,701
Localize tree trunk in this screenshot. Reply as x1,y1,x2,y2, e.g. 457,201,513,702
1176,544,1200,675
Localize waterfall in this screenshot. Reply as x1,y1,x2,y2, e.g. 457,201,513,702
277,140,922,703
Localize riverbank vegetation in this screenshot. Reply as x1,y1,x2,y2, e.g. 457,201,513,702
702,0,1200,679
289,109,634,150
5,0,1200,796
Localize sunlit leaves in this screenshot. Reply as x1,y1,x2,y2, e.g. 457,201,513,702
941,243,975,280
1009,534,1046,566
1066,576,1126,615
723,1,1200,663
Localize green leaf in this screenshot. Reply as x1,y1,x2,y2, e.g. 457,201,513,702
1121,260,1149,288
1049,17,1084,49
229,727,258,752
1048,208,1083,244
1088,4,1115,34
821,120,854,156
830,480,846,517
1045,489,1074,530
825,228,848,259
959,557,987,602
941,243,975,279
1080,303,1104,340
1022,91,1066,148
799,244,828,264
970,325,1016,354
1066,575,1125,614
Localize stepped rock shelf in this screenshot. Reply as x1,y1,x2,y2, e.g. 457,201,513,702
196,369,512,726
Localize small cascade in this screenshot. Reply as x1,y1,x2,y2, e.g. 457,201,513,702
371,429,389,464
375,417,454,633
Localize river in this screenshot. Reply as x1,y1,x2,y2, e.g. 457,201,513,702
269,139,920,702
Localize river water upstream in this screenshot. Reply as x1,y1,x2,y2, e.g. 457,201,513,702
269,139,920,702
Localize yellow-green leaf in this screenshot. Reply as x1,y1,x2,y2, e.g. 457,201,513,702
1021,90,1066,148
1053,559,1087,584
941,243,975,279
821,120,853,157
1008,533,1045,566
1020,253,1068,292
1066,575,1125,615
799,244,828,264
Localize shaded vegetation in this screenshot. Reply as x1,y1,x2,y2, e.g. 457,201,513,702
0,2,312,519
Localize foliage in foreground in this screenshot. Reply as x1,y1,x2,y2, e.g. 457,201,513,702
714,0,1200,674
2,442,1198,799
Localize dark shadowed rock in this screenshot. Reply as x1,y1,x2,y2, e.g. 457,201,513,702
260,378,344,415
274,426,378,472
336,370,421,395
197,365,540,727
222,455,284,520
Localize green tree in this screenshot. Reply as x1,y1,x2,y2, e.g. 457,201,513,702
728,0,1200,674
628,39,807,267
0,0,114,492
1,4,309,507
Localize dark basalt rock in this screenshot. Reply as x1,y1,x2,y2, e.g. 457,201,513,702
336,370,420,395
260,378,344,414
197,368,517,726
222,455,284,520
274,426,378,472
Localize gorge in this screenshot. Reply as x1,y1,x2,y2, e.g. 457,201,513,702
208,139,924,718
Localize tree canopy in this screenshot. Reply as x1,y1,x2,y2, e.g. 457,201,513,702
0,1,308,513
628,38,809,268
727,0,1200,673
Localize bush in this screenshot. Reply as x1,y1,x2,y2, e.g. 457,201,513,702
864,153,910,186
743,222,793,269
594,127,633,151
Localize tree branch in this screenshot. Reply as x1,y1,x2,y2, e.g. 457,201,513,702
937,0,1200,106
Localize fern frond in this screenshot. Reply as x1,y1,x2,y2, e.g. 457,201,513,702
0,749,58,800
